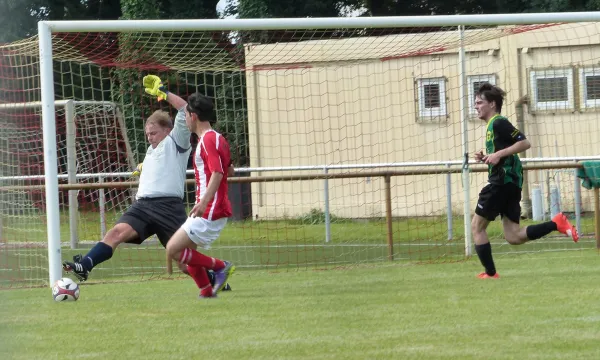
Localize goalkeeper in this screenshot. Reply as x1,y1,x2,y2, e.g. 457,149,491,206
63,75,231,290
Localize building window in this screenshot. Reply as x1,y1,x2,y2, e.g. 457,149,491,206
467,74,496,117
417,78,446,118
530,68,574,111
579,67,600,109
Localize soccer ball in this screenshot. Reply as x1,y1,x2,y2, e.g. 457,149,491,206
52,277,80,302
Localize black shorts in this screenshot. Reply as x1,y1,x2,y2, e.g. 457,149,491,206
475,183,522,223
117,197,187,247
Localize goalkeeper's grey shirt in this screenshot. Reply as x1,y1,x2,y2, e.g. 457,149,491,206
136,107,191,199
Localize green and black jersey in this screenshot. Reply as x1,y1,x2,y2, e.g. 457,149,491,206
485,114,526,188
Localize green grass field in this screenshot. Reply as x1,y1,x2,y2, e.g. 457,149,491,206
1,251,600,360
3,211,598,246
1,212,596,287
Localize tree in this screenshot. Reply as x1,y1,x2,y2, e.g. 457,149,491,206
230,0,600,18
1,0,46,43
227,0,364,18
0,0,122,43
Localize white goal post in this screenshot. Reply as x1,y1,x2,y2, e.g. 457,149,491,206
37,12,600,286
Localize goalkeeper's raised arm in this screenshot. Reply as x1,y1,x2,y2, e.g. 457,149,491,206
142,74,191,154
142,74,187,109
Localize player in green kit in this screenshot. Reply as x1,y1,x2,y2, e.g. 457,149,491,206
471,83,579,279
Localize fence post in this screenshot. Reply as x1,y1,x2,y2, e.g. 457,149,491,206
595,187,600,249
65,100,79,249
385,175,394,261
532,185,543,221
446,164,453,241
99,177,106,239
573,167,582,236
550,185,561,218
323,167,331,243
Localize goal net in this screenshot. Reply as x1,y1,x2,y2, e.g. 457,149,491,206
1,17,599,287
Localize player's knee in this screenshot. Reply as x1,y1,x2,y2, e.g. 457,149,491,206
505,233,523,245
165,241,174,256
177,262,188,274
102,228,124,248
505,235,519,245
165,242,178,260
470,222,478,235
103,224,134,248
502,221,525,245
471,219,484,235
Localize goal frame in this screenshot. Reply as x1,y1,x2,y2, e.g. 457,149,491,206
38,12,600,286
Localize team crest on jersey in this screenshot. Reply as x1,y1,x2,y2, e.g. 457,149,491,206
486,130,492,141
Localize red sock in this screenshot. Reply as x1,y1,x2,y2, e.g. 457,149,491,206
186,265,210,289
200,285,213,297
179,248,225,270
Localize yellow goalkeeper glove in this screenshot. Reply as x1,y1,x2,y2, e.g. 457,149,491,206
131,163,143,177
143,75,168,101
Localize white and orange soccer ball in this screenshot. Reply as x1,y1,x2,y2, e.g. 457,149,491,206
52,277,80,302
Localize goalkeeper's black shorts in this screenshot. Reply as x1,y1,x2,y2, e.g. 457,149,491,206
118,196,187,247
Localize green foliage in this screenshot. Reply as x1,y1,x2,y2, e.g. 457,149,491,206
166,0,220,19
0,0,122,43
230,0,364,18
586,0,600,10
120,0,161,19
230,0,269,18
525,0,592,12
114,1,161,160
4,0,600,46
290,208,351,225
214,71,249,166
0,0,42,43
364,0,600,15
121,0,220,19
116,0,251,165
110,68,148,161
231,0,600,18
56,63,112,102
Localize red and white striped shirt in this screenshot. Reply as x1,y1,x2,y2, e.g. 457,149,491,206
193,130,232,220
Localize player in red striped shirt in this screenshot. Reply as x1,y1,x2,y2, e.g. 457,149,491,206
165,92,235,298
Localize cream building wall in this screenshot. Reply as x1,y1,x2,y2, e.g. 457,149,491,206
245,23,600,220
